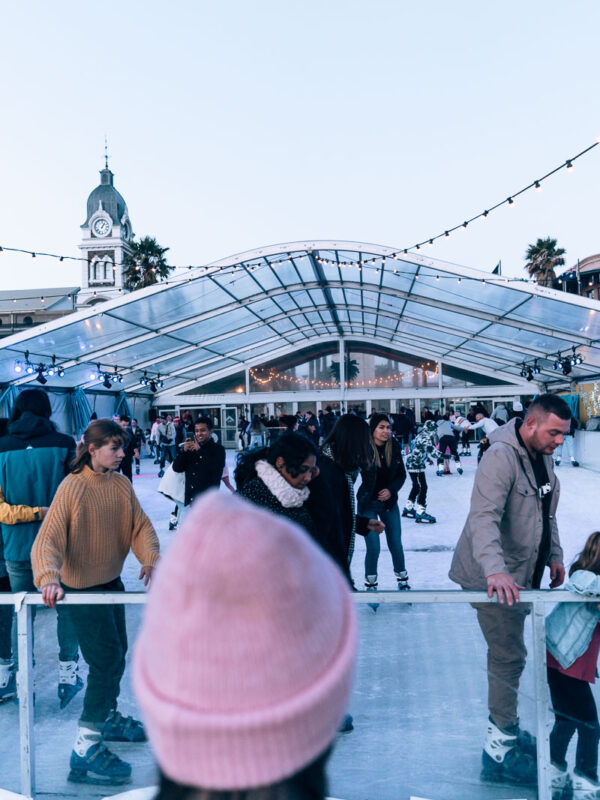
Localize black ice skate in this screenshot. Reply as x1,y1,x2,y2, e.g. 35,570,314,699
69,742,131,785
480,718,537,787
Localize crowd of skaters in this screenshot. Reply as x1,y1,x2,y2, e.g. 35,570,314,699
0,388,597,798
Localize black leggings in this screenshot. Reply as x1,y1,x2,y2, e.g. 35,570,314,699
548,666,600,780
437,434,460,463
408,472,427,505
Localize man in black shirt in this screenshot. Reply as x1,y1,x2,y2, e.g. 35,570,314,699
172,416,225,510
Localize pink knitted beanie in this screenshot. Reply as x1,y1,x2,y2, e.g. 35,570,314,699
133,489,356,790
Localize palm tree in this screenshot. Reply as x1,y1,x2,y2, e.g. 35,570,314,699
123,236,172,290
524,237,566,287
329,358,360,383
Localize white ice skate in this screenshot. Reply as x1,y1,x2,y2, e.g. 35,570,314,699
572,769,600,799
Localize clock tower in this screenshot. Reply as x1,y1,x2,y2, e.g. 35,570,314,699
78,159,134,306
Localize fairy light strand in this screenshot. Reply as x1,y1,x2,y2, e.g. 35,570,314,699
0,137,597,300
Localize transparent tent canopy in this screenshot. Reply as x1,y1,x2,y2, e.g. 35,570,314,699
1,241,599,397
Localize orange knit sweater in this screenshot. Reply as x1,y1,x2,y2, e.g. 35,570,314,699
32,466,160,590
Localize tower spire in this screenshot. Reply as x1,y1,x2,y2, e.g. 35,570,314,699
104,135,109,169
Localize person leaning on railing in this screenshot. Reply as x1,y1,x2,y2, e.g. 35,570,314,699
31,419,160,787
449,393,572,788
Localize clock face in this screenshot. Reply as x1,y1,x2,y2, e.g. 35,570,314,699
93,218,110,237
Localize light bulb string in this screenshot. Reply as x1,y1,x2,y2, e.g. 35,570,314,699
1,137,597,297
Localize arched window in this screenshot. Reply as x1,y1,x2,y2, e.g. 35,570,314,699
23,316,33,326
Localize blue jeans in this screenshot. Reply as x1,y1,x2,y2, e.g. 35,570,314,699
159,444,177,469
362,502,405,578
6,560,79,663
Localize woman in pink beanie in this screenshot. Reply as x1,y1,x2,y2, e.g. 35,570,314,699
133,489,357,800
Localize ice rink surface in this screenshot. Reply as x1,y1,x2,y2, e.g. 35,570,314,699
1,448,598,799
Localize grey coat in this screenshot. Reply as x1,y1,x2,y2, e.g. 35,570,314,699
449,418,563,590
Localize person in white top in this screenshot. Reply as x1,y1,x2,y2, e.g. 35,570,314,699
467,413,499,462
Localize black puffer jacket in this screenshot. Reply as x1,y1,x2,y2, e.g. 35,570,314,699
357,436,406,513
172,439,225,506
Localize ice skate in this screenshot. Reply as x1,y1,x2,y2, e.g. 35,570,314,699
480,717,537,786
457,466,463,475
555,458,561,467
549,762,571,799
395,570,411,591
103,709,147,742
572,769,600,799
402,501,416,518
443,467,451,475
69,742,131,785
415,504,436,524
338,713,354,733
436,468,444,476
572,459,580,467
0,663,16,703
364,575,379,611
135,465,140,475
158,469,165,478
58,658,84,709
168,512,178,531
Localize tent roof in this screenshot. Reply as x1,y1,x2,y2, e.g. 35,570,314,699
1,240,599,397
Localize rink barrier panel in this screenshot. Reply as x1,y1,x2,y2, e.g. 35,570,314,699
0,589,594,800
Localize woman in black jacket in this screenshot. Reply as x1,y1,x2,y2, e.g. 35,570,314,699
306,414,384,583
357,413,409,590
235,433,319,546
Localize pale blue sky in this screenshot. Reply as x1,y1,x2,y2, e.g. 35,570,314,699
1,0,599,289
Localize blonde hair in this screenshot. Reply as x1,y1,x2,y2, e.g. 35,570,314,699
570,532,600,577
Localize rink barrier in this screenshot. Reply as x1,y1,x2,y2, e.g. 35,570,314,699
0,589,594,800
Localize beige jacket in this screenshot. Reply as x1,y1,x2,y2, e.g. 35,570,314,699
449,418,562,590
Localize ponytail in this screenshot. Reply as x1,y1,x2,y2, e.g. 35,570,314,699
71,419,125,473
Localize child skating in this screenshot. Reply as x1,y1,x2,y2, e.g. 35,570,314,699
402,419,438,523
32,419,160,786
546,531,600,799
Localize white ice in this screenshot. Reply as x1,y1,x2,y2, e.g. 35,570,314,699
1,449,598,799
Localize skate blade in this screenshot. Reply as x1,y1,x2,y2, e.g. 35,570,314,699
480,769,537,788
68,770,132,785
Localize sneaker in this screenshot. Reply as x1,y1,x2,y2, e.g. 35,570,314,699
0,668,16,703
572,769,600,799
103,710,147,743
58,659,84,709
158,470,165,478
68,743,131,785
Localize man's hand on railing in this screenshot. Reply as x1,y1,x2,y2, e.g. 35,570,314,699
139,566,155,586
41,583,65,608
487,572,524,606
549,562,566,588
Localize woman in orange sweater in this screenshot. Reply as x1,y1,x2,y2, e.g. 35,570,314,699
32,419,160,787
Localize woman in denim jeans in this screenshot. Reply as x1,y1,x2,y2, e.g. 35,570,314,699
357,414,408,591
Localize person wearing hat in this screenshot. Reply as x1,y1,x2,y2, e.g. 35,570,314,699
357,413,409,592
134,490,356,799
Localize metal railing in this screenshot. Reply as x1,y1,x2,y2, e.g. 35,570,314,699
0,589,594,800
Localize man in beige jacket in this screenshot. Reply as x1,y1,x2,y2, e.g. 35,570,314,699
450,393,572,787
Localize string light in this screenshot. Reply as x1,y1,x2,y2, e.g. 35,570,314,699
1,138,598,301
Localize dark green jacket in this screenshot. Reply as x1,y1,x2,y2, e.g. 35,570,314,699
0,412,75,563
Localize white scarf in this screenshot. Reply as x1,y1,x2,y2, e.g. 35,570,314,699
255,460,310,508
